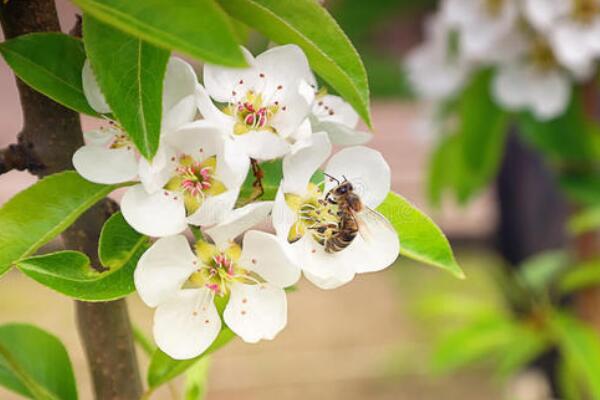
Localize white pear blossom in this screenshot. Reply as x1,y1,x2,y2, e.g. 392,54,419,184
134,202,300,359
303,87,373,146
492,37,572,120
196,45,314,161
405,12,471,100
442,0,519,62
73,57,199,185
524,0,600,77
120,121,249,237
272,133,400,289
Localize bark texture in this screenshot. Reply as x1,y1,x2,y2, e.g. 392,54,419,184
0,1,143,398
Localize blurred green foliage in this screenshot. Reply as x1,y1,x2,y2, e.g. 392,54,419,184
329,0,437,99
396,248,600,398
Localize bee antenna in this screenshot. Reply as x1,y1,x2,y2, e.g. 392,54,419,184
323,172,340,184
342,175,349,182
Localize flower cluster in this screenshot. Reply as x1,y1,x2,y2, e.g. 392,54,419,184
74,45,399,359
406,0,600,122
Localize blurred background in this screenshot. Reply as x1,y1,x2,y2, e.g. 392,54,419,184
1,0,597,399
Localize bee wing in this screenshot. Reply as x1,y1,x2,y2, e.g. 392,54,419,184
355,207,395,243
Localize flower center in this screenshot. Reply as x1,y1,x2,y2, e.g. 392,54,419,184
529,38,557,71
164,155,226,214
109,133,133,150
573,0,599,23
485,0,504,17
187,241,261,296
285,184,346,247
227,90,280,135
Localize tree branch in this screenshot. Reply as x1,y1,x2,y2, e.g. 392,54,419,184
0,1,143,398
0,141,43,174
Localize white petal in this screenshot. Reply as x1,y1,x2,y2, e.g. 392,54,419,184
270,91,311,138
405,39,470,100
303,269,355,290
186,188,239,228
72,145,138,184
138,144,177,193
166,120,224,160
83,128,115,146
195,84,234,129
255,45,315,96
162,95,197,135
134,235,197,307
162,57,198,113
224,283,287,343
282,132,331,195
153,289,221,360
203,201,273,249
272,187,298,242
121,184,188,237
239,230,300,288
82,59,111,114
292,235,355,289
492,64,530,110
218,136,250,189
551,21,597,75
324,146,391,209
288,117,313,143
203,47,255,102
312,119,372,146
529,70,571,120
312,94,359,128
524,0,570,31
234,131,291,161
341,210,399,274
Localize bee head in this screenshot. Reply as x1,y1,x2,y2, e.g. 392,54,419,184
335,181,353,195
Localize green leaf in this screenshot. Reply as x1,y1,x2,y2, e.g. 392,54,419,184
517,250,570,294
83,16,169,159
431,314,516,373
454,70,508,202
516,92,600,163
496,325,548,378
0,324,77,400
17,250,134,301
132,326,157,357
184,358,211,400
569,206,600,235
238,159,283,204
16,213,148,301
551,312,600,398
0,33,97,116
218,0,371,127
147,327,234,388
0,171,116,278
71,0,245,67
560,173,600,206
427,134,461,207
377,192,464,279
559,259,600,295
98,211,149,269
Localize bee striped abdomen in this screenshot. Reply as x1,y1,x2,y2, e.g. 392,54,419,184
325,212,359,253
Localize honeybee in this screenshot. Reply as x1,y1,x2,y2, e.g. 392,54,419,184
317,175,391,253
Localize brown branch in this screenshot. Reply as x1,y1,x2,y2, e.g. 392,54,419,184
0,1,143,399
0,141,43,174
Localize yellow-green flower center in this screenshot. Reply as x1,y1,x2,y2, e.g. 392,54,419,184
285,184,344,246
485,0,504,16
164,155,226,214
224,90,281,135
187,240,259,296
529,38,557,71
573,0,599,23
